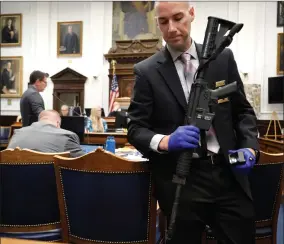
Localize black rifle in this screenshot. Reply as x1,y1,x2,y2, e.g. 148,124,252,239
166,16,244,241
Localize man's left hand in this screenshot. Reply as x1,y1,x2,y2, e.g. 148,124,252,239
228,148,256,174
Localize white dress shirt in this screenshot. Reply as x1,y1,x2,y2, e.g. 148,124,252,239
149,41,220,154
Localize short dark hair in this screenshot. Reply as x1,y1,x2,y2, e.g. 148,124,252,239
29,70,49,85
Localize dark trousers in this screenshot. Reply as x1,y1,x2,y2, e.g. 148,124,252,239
166,156,255,244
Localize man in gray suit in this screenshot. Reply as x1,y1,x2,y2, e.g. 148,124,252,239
20,70,49,127
8,110,85,158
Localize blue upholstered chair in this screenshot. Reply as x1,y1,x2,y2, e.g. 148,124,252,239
54,148,157,244
0,147,69,241
205,151,284,244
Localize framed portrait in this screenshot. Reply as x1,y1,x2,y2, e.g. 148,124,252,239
112,1,162,46
277,33,284,75
57,21,83,57
0,13,22,47
277,1,284,27
0,56,23,98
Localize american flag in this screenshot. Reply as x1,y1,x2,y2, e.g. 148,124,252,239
108,74,119,112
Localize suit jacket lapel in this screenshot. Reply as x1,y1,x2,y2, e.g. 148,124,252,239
156,48,187,111
195,43,203,60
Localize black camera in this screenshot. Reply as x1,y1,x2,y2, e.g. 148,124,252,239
228,151,246,165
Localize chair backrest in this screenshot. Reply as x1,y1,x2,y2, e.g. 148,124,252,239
0,147,70,233
54,148,156,244
249,151,284,230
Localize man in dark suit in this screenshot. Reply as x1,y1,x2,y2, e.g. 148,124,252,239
63,25,79,54
1,18,18,43
127,2,259,244
8,110,85,158
20,70,48,127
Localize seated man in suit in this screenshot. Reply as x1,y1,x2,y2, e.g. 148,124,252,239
8,110,85,158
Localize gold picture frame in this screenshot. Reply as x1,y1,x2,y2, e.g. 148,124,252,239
112,1,162,46
0,13,22,47
57,21,83,57
0,56,23,98
277,33,284,75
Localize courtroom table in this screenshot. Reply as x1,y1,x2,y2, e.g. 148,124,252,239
259,137,284,153
84,132,130,148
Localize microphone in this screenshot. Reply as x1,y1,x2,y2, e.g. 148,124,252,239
52,93,82,117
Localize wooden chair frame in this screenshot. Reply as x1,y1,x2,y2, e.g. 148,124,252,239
54,148,157,244
0,147,70,233
254,152,284,244
0,237,67,244
204,151,284,244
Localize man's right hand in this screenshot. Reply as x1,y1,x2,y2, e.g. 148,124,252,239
159,125,200,152
158,125,200,152
168,125,200,151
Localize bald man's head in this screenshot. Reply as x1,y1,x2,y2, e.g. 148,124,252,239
154,1,190,13
154,1,195,52
39,110,61,128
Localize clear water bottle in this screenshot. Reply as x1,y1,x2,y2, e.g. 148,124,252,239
105,136,116,154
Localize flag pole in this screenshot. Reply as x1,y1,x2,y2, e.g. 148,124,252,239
111,59,117,105
109,60,118,113
111,60,117,76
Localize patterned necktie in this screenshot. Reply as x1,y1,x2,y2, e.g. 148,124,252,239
180,53,196,78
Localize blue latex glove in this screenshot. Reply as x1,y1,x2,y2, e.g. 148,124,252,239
228,148,256,174
168,125,200,152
